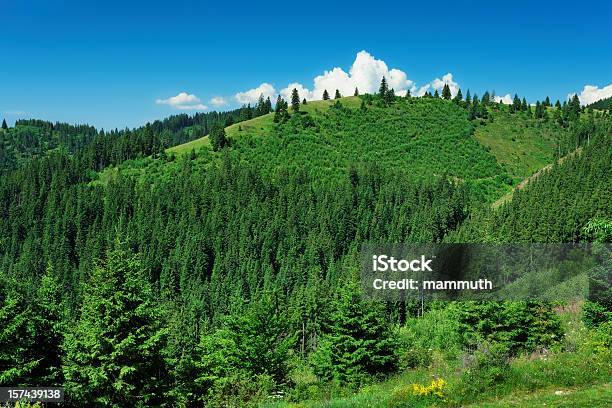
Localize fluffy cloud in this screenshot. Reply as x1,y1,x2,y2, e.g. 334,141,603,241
210,96,228,107
304,51,414,100
233,51,462,104
431,73,460,97
236,51,417,103
280,82,313,102
570,84,612,106
234,83,276,104
156,92,207,110
494,94,513,104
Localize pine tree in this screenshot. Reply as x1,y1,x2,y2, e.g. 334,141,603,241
441,84,452,100
481,91,490,106
354,87,359,96
521,97,528,111
63,244,169,406
555,99,562,109
465,90,472,104
1,119,7,130
453,88,463,103
433,89,440,98
405,89,411,98
210,124,228,151
379,77,388,97
302,98,307,105
291,88,300,112
312,282,397,386
512,94,521,113
335,89,342,99
322,89,330,100
265,96,273,113
544,96,551,107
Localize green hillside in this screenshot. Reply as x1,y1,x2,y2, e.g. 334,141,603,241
1,91,610,408
587,96,612,110
158,95,568,205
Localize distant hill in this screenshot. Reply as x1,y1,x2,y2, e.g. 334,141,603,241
586,96,612,110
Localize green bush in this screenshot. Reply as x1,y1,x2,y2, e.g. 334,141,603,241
451,301,562,354
454,341,510,400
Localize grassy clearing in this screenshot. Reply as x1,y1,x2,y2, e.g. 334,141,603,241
466,383,611,407
473,111,560,182
167,97,362,156
262,304,612,408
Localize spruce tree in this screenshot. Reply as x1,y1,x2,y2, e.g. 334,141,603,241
379,77,388,97
1,119,7,130
441,84,452,100
63,244,169,406
482,91,490,106
291,88,300,112
433,89,440,98
210,124,228,151
312,282,397,386
521,97,528,111
354,87,359,96
454,88,463,103
335,89,342,99
302,98,307,105
322,89,330,100
405,89,411,98
465,90,472,104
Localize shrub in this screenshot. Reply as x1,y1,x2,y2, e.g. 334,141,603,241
454,341,510,400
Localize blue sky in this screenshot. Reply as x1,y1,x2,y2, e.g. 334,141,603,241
1,0,611,129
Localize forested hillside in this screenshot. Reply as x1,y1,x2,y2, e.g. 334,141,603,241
0,102,270,174
0,88,610,407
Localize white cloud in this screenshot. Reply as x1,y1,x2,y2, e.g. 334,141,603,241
235,51,416,103
303,50,414,100
412,84,431,97
232,51,463,104
210,96,228,107
234,83,276,104
569,84,612,106
431,73,460,97
493,94,513,104
156,92,207,110
280,82,313,102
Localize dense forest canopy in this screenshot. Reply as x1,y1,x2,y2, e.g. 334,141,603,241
0,87,610,407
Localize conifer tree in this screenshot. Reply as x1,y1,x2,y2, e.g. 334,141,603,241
544,96,551,107
291,88,301,112
322,89,330,100
433,89,439,98
453,88,463,103
405,89,411,98
521,97,528,111
465,90,472,104
312,282,397,386
354,87,359,96
265,96,273,113
210,124,228,151
1,119,7,130
0,268,62,387
481,91,490,106
302,98,307,105
63,244,169,406
442,84,452,100
379,77,388,97
335,89,342,99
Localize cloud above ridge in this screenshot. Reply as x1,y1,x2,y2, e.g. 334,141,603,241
156,92,207,110
569,84,612,106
